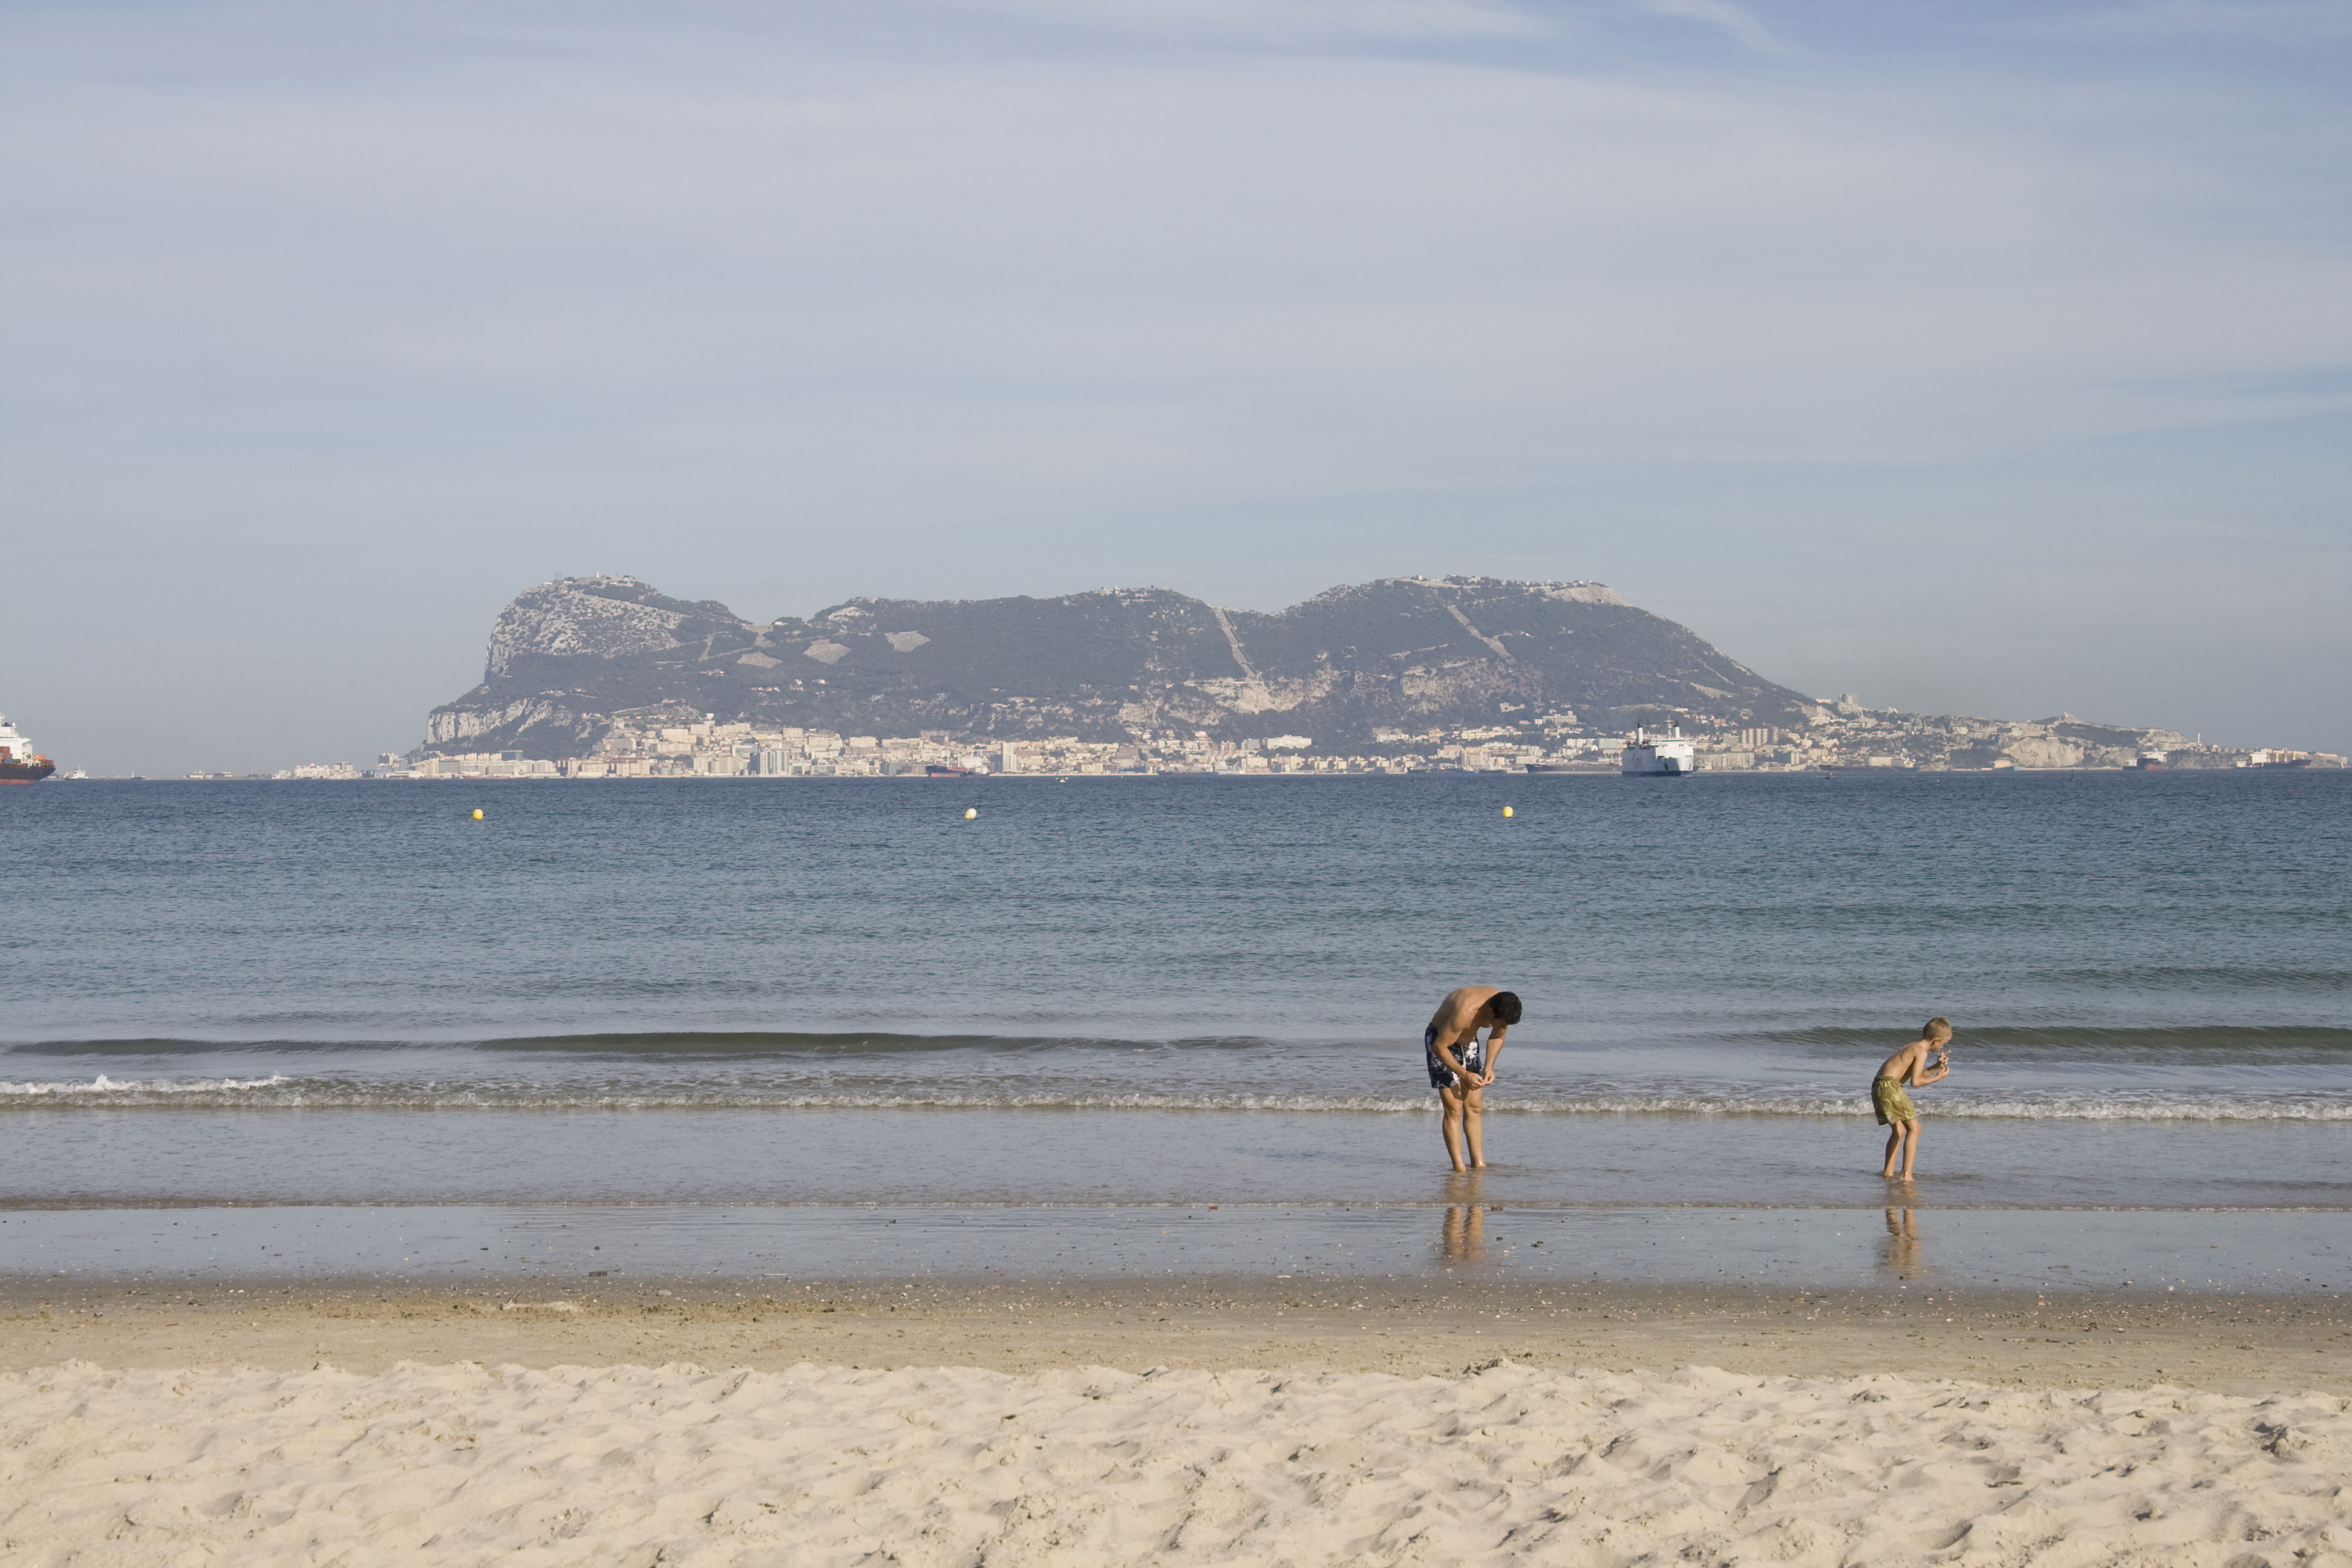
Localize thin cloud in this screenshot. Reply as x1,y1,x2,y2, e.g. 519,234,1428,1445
1639,0,1791,56
932,0,1555,48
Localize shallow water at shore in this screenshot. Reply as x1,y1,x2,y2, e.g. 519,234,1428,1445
2,1106,2347,1212
6,1202,2346,1295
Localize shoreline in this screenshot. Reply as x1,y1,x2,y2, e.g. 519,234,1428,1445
6,1203,2347,1295
8,1274,2350,1394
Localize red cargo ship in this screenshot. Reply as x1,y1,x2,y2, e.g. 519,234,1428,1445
0,714,56,783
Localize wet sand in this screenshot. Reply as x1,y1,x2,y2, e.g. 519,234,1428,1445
7,1274,2348,1393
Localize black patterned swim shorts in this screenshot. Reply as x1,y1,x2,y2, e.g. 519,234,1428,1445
1425,1024,1486,1090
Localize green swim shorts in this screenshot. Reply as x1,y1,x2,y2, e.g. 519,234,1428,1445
1872,1076,1918,1126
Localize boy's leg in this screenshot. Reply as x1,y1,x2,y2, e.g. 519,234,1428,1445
1439,1082,1468,1172
1898,1118,1921,1178
1881,1124,1903,1177
1462,1083,1487,1169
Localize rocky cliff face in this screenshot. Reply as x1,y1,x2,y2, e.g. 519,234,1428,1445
480,577,754,678
424,574,1816,756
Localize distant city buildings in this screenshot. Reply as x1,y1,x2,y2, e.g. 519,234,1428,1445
270,707,2344,781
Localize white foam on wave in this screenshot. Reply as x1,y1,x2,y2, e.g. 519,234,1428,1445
2,1079,2344,1120
1505,1092,2352,1122
0,1073,291,1097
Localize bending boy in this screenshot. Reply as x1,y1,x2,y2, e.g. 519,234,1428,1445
1425,986,1521,1172
1873,1017,1953,1180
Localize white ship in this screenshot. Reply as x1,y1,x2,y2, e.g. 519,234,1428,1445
1620,725,1696,777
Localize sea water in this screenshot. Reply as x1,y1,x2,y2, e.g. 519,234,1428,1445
2,773,2347,1287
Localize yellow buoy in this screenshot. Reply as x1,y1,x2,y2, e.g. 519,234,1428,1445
964,807,979,820
1501,806,1514,818
470,809,484,820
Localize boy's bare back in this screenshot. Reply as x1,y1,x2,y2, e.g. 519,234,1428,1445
1427,985,1506,1052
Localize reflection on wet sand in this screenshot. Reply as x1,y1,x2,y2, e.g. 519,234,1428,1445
1883,1207,1924,1279
1439,1205,1488,1263
1437,1175,1489,1264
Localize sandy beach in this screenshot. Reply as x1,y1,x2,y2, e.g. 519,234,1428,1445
5,1278,2348,1565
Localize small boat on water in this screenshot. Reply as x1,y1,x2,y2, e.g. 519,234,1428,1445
926,763,978,778
1621,726,1696,777
0,715,56,783
2137,751,2168,771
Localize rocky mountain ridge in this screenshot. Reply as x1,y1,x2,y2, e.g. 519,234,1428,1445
416,573,2299,772
426,573,1816,756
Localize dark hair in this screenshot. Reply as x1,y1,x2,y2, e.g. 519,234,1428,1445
1489,991,1523,1025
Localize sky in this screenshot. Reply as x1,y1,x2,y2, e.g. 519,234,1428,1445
4,0,2347,774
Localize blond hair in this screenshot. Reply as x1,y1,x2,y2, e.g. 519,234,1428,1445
1923,1017,1953,1041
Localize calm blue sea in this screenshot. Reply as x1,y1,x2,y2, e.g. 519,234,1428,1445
2,773,2348,1267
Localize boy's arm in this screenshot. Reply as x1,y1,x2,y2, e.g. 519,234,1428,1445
1480,1027,1506,1082
1906,1044,1949,1087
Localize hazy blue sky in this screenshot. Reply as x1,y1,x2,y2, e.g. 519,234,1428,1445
5,0,2347,773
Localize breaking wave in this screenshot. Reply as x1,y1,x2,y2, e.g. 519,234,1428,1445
0,1074,290,1099
1755,1025,2352,1057
2,1032,1273,1057
1,1077,2344,1120
13,1024,2352,1060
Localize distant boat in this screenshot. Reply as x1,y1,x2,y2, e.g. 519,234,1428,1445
0,714,56,784
1621,727,1695,777
2137,751,2168,771
2258,757,2311,770
926,763,978,777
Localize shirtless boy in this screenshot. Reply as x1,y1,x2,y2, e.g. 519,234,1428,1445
1873,1018,1953,1180
1425,985,1521,1172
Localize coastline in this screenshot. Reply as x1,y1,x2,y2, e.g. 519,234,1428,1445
8,1273,2350,1393
7,1203,2347,1297
60,764,2346,780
